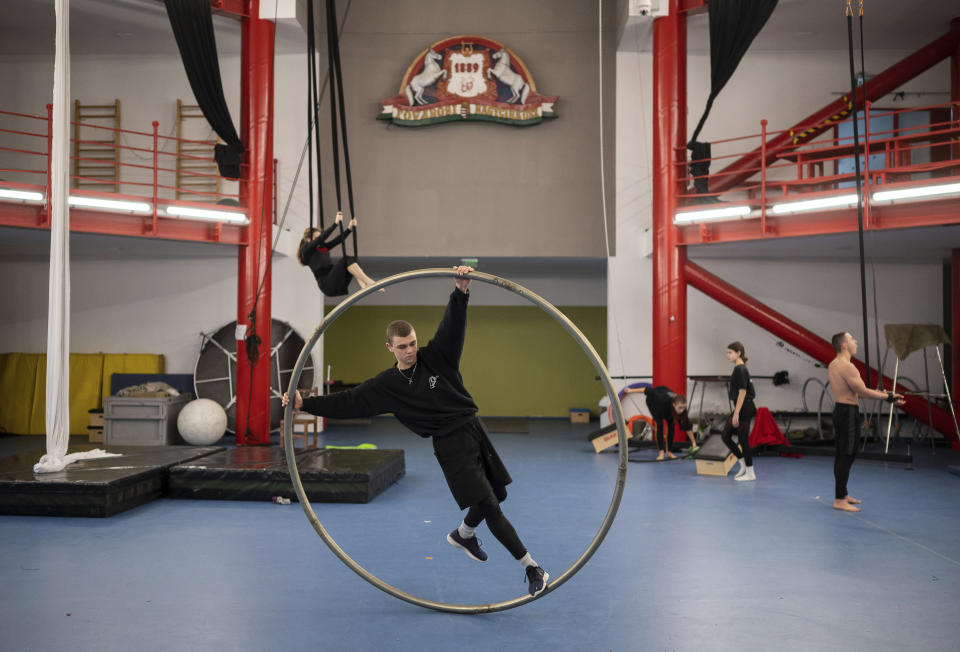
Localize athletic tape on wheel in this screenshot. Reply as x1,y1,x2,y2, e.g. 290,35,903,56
283,268,629,614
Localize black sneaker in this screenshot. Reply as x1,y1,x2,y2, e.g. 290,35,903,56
446,530,488,562
525,565,549,597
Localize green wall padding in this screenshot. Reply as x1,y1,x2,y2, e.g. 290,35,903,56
322,305,606,417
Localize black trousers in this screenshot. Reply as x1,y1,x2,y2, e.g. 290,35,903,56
721,401,757,467
435,419,526,559
833,403,860,499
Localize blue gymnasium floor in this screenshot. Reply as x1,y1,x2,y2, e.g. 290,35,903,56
1,419,959,652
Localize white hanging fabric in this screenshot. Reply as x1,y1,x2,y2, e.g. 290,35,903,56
34,0,118,474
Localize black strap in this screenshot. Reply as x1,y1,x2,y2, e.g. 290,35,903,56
327,0,358,258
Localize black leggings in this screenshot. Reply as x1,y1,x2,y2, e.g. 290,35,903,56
651,411,674,452
464,495,527,560
833,404,861,499
721,403,756,467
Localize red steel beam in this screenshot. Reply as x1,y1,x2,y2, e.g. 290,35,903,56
710,23,960,194
234,0,274,446
652,0,689,428
685,259,960,449
677,0,708,14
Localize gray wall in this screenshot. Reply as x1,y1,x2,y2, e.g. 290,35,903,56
311,0,618,258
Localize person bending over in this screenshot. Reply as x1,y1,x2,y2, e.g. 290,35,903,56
721,341,758,482
827,332,903,512
297,211,378,296
283,266,549,597
623,385,693,460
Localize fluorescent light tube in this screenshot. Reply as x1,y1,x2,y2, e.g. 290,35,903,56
873,182,960,202
0,188,44,202
674,205,751,223
771,193,858,214
68,195,151,213
164,205,249,224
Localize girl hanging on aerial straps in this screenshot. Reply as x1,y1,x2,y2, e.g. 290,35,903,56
297,212,379,297
623,385,694,460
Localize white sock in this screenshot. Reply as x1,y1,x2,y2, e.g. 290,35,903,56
518,552,537,569
457,521,476,539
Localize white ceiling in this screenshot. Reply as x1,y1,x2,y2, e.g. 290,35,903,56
620,0,960,53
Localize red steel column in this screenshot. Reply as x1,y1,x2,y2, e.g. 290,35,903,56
652,1,688,400
236,1,274,445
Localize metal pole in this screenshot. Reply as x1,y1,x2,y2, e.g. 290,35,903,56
935,346,960,445
885,357,899,454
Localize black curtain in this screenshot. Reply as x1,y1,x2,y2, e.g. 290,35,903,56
165,0,244,179
687,0,778,196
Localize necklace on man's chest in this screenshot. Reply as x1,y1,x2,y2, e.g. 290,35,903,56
397,362,417,385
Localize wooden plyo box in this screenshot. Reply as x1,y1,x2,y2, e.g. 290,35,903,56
590,427,633,453
88,409,104,443
569,409,591,424
695,453,737,476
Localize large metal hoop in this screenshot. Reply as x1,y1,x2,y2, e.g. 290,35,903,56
283,268,629,614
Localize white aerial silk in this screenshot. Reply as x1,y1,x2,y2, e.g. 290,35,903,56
34,0,118,473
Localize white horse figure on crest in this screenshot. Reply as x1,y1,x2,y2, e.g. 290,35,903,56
405,49,447,106
487,48,530,104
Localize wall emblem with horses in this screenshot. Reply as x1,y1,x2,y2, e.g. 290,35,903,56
379,36,558,127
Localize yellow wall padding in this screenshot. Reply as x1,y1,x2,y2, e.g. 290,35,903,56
101,353,165,403
0,353,165,435
0,354,44,435
69,354,105,435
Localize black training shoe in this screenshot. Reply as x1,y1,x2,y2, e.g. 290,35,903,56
525,565,549,597
446,530,488,562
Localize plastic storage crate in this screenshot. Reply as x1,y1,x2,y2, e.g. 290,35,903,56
104,394,192,446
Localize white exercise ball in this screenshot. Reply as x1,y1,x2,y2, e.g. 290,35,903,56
177,398,228,445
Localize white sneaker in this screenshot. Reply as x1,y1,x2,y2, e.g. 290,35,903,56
735,467,756,482
735,465,747,478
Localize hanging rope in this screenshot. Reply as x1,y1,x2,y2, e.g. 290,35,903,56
323,0,349,257
844,0,873,400
306,0,317,230
858,1,883,392
327,0,359,258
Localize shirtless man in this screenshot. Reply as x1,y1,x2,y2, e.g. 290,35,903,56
827,332,904,512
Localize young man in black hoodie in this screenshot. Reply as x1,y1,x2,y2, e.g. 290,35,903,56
283,266,548,597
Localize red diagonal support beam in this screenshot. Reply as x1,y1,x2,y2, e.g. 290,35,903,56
685,259,960,449
711,21,960,194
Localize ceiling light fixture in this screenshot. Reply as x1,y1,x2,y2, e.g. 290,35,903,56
0,188,45,203
164,205,249,224
770,193,858,214
68,195,151,213
673,205,751,224
872,182,960,202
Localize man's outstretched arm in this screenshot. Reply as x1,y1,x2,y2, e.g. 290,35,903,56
427,265,473,368
283,380,384,419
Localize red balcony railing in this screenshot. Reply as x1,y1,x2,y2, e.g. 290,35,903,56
673,99,960,242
